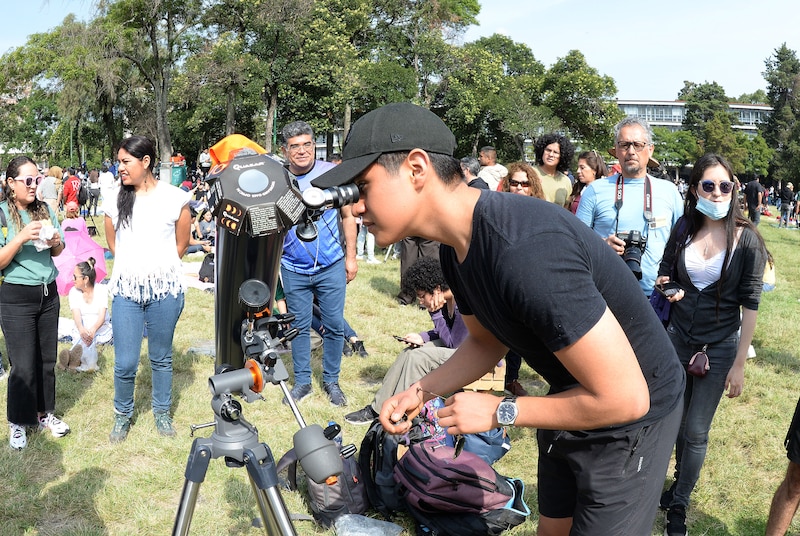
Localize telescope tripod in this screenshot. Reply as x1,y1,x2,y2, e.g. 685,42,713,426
173,360,299,536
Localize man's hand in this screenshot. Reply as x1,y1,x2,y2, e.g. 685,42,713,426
605,234,626,255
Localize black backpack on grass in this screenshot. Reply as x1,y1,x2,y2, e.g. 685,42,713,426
198,253,214,283
358,417,430,518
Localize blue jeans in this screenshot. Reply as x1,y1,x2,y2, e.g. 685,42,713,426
311,303,357,340
112,292,185,417
667,326,739,508
281,258,346,385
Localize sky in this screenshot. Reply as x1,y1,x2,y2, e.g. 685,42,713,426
4,0,800,102
462,0,800,101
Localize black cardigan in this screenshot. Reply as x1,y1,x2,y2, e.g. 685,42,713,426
658,220,766,345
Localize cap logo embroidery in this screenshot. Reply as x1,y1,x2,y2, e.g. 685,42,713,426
390,133,404,143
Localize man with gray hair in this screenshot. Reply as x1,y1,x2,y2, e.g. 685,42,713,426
576,117,684,296
279,120,358,406
460,156,489,189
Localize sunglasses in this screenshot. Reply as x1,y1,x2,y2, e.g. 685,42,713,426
700,180,734,194
12,175,45,187
508,179,530,188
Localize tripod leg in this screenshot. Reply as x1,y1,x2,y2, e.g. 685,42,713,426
244,445,298,536
173,439,213,536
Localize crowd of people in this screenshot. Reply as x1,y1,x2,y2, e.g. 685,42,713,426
2,105,799,536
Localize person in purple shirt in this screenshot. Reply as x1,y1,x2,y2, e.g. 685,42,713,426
345,257,466,424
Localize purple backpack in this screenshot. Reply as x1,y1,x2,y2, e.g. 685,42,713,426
393,441,530,535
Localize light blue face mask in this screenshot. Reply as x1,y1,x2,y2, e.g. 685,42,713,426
696,196,730,220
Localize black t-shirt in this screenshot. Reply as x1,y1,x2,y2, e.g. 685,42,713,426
440,191,684,430
744,180,764,208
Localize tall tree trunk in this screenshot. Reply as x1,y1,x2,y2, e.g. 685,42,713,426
226,86,236,135
264,85,278,153
343,103,352,146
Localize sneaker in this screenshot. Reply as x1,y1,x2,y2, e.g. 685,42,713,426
38,413,71,438
154,412,176,437
352,340,369,358
366,258,381,264
660,481,676,510
323,382,348,407
345,405,378,425
505,380,529,397
664,506,688,536
282,383,313,405
342,341,354,357
355,254,365,260
9,423,26,450
109,414,132,443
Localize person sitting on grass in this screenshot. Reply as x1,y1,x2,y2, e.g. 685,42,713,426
344,256,466,425
60,257,112,372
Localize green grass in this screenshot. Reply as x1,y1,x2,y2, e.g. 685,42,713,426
1,210,799,535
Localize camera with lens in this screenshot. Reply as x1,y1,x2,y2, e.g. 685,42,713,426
616,230,647,280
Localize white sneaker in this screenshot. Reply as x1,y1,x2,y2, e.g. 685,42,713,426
366,258,381,264
9,423,26,450
39,413,71,438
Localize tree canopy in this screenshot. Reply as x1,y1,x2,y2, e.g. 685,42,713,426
0,0,789,179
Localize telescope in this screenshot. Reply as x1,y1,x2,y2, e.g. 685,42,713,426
204,150,358,368
172,147,361,535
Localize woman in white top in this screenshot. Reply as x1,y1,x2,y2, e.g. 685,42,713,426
102,135,191,443
64,257,112,372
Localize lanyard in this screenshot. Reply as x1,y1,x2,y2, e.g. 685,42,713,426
614,174,654,236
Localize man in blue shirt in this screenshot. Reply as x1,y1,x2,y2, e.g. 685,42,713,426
280,121,358,406
576,117,684,296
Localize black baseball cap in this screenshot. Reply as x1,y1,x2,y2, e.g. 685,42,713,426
312,102,456,188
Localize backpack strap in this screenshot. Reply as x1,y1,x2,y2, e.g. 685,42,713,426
358,419,388,518
0,202,7,239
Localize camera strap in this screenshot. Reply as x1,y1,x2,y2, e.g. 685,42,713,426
613,174,655,235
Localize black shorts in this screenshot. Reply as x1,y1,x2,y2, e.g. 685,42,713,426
785,397,800,464
537,402,682,535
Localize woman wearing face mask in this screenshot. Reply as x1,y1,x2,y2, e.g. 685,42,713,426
655,154,768,536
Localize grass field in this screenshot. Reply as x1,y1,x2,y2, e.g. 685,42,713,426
1,208,800,535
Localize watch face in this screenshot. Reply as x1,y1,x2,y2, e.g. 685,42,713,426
498,401,517,424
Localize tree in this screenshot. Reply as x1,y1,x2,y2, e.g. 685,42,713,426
540,50,621,151
368,0,480,106
761,43,800,182
439,34,547,160
652,127,700,177
741,134,773,179
735,89,768,104
679,81,734,140
99,0,204,162
0,14,128,165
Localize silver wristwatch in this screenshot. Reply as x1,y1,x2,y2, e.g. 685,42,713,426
496,396,519,426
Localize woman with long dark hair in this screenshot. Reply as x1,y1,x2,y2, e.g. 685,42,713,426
102,135,191,442
657,154,768,535
568,150,608,214
0,155,69,450
63,257,112,372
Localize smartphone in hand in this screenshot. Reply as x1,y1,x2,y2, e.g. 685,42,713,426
655,282,682,298
393,335,421,348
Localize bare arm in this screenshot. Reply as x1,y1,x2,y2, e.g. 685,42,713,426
175,205,192,258
340,206,358,283
104,215,116,256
